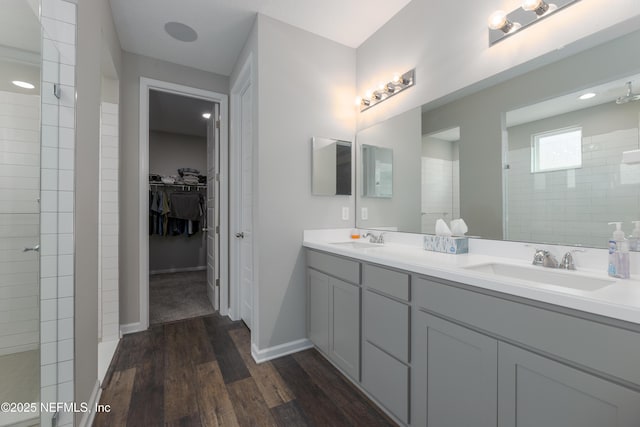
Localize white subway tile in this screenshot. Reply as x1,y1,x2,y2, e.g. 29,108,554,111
41,342,57,365
41,169,58,191
41,277,57,300
58,170,73,191
41,320,57,344
57,339,73,362
42,17,76,45
40,255,57,278
41,0,77,25
58,318,73,340
58,254,73,277
58,275,73,298
58,191,73,212
60,106,75,129
58,297,73,319
58,212,73,234
41,190,58,212
59,148,74,170
41,363,57,387
41,299,57,321
59,127,75,149
58,360,73,383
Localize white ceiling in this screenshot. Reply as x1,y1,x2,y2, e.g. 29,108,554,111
506,73,640,127
109,0,413,76
0,0,41,56
149,90,213,138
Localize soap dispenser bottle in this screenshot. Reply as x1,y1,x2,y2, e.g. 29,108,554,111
608,222,625,278
629,221,640,251
618,240,631,279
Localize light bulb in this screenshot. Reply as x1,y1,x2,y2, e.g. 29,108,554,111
365,89,373,100
355,96,362,106
12,80,35,89
202,112,211,119
392,74,401,84
488,10,508,30
578,93,596,100
522,0,542,11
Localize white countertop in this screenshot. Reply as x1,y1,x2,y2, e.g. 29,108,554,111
303,229,640,325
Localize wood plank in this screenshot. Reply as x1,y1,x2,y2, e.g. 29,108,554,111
194,361,240,427
203,316,251,384
126,325,165,426
294,349,397,426
271,355,351,427
228,327,294,408
164,322,202,425
94,368,136,427
226,377,278,427
270,400,311,427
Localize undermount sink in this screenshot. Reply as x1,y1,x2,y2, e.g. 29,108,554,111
330,241,384,249
463,262,615,292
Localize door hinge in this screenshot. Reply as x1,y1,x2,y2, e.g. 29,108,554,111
215,225,219,234
215,173,220,182
52,411,59,427
215,119,220,129
215,278,220,287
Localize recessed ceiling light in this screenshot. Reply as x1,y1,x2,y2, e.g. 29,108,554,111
579,92,596,100
164,21,198,42
202,113,211,119
12,80,35,89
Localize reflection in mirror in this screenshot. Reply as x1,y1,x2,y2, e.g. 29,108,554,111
361,144,393,198
311,137,352,196
356,108,421,232
421,128,460,233
505,75,640,248
356,29,640,249
0,0,43,425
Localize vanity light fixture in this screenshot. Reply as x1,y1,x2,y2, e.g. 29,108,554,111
12,80,35,89
488,0,580,46
356,69,415,112
202,112,211,119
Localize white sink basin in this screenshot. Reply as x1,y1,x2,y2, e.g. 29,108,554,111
330,241,384,249
463,263,615,292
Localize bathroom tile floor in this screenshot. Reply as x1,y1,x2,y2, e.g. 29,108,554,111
95,313,396,426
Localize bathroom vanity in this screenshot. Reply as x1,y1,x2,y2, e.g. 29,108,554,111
304,231,640,427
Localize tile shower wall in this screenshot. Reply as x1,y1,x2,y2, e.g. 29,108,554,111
507,103,640,248
0,91,40,355
39,1,76,426
421,136,460,233
100,102,119,343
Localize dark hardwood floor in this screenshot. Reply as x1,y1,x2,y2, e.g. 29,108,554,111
94,314,397,427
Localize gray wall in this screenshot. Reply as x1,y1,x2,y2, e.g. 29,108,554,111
119,52,228,325
246,15,356,350
356,108,421,231
422,30,640,240
149,131,207,272
75,0,122,422
355,0,640,131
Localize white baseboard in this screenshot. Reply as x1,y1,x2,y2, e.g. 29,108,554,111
120,322,144,335
98,339,120,385
251,338,313,364
149,266,206,275
78,379,102,427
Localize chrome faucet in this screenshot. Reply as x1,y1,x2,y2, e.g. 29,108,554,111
532,249,558,268
363,231,385,244
559,249,585,270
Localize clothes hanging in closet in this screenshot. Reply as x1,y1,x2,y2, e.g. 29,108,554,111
149,187,206,237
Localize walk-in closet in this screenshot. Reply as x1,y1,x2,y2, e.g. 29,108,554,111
148,90,216,324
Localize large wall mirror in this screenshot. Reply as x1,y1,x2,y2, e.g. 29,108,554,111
355,29,640,249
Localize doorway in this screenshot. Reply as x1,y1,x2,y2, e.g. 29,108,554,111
139,79,228,330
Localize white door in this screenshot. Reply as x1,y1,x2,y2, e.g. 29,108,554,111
237,84,253,328
206,103,221,310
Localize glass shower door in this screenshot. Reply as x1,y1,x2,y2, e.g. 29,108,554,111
0,0,49,425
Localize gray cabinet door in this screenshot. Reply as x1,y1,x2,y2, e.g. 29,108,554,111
308,268,330,354
498,342,640,427
330,278,360,380
412,310,498,427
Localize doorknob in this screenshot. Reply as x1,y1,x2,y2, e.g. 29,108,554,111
235,232,244,238
202,227,212,232
23,244,40,252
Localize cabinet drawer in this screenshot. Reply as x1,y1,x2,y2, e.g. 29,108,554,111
307,250,360,284
364,290,409,363
363,264,409,301
414,276,640,387
362,341,409,424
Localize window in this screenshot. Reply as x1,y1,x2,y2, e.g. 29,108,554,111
531,127,582,173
